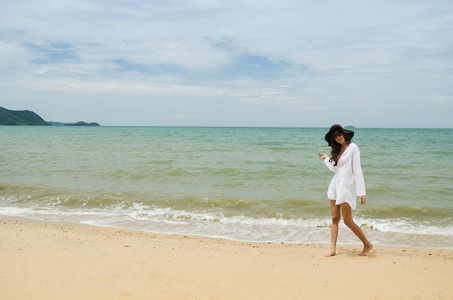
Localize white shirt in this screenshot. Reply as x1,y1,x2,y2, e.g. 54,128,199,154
323,142,366,210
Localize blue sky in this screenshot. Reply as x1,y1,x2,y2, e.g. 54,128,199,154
1,0,452,127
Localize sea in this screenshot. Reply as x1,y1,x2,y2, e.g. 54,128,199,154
1,126,452,249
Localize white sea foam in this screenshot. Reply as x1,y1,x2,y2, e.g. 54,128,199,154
1,203,453,248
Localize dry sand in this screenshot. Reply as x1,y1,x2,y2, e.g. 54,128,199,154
1,217,452,300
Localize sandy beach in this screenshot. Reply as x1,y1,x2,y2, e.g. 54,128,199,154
1,217,452,300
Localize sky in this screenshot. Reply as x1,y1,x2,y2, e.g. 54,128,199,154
1,0,452,127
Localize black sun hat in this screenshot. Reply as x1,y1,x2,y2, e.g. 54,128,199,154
324,124,354,146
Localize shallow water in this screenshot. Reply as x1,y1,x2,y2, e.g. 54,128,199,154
1,126,452,248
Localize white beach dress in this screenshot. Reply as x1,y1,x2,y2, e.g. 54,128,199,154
323,142,366,210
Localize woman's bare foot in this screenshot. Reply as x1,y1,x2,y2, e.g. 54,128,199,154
324,250,336,257
358,244,373,256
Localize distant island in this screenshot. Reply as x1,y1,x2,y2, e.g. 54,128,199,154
48,121,100,127
0,107,100,126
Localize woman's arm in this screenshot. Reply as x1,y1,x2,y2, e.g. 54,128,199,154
352,147,366,197
319,153,336,172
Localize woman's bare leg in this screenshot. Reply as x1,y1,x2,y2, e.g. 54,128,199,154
325,200,341,257
341,203,373,256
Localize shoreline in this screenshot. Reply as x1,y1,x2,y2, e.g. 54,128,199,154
3,214,452,250
2,216,453,299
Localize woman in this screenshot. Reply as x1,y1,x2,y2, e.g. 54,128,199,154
318,124,373,256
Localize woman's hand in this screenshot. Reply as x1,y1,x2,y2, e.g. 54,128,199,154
360,196,366,205
318,153,328,160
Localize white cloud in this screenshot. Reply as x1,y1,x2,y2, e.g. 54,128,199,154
0,0,452,127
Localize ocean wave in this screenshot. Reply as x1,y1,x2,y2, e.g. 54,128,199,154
2,181,452,220
358,217,453,236
358,204,453,221
2,197,452,238
2,180,453,246
2,197,453,248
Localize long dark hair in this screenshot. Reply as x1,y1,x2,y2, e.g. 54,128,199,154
329,131,352,166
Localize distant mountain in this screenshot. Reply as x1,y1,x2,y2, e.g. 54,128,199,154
64,121,100,126
0,107,101,126
0,107,51,126
48,121,100,126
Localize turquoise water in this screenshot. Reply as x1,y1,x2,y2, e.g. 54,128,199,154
1,126,452,248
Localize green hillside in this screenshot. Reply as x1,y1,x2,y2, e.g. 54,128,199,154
0,107,51,126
